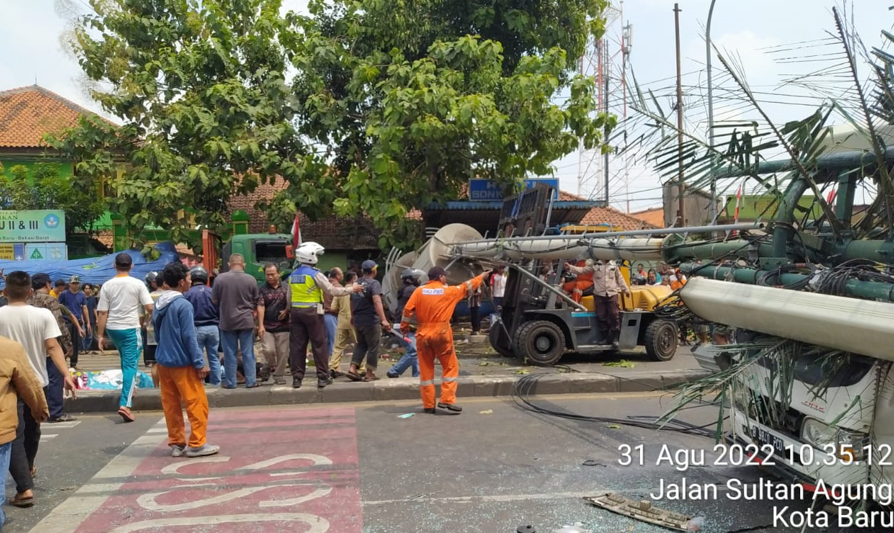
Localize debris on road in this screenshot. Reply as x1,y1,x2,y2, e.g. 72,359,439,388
585,493,692,531
517,526,536,533
581,460,606,467
551,523,592,533
602,360,636,368
398,413,415,419
479,409,493,415
514,368,531,375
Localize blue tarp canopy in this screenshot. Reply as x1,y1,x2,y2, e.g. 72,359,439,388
0,242,181,287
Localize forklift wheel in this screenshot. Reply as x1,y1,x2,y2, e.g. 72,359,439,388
644,319,677,361
488,325,515,358
516,320,566,366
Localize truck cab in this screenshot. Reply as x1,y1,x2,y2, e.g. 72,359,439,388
219,234,293,284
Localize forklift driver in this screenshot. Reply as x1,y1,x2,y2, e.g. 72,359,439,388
563,259,631,348
561,259,594,303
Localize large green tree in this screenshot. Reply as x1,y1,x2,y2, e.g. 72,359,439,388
55,0,611,250
50,0,309,248
268,0,612,248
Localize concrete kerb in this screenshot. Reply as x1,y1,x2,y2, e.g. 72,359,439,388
62,369,710,414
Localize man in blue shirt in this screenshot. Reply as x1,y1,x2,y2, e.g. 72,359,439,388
57,275,89,369
154,262,219,458
184,266,222,386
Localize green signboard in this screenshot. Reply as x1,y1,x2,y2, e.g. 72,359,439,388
0,210,66,243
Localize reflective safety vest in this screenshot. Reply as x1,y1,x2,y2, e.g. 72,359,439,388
289,265,323,308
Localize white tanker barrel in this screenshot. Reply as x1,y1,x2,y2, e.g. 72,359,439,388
411,224,484,285
680,277,894,362
382,250,419,316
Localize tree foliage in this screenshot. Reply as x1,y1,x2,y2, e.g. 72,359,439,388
55,0,612,250
271,0,613,249
50,0,307,247
0,162,106,235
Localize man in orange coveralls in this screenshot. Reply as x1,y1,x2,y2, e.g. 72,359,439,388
401,266,491,415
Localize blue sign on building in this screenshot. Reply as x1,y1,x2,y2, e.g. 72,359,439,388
469,178,559,201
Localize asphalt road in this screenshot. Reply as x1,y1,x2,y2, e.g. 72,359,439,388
7,393,888,533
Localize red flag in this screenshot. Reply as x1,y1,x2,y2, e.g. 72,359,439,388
291,213,302,249
733,182,743,224
827,188,837,208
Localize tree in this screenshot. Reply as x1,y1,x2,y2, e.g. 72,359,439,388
269,0,613,249
49,0,309,249
0,163,106,236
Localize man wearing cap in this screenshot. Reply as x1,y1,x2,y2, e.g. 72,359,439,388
400,266,490,414
346,260,391,381
95,253,155,422
57,275,89,369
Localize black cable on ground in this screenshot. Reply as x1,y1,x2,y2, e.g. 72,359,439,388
510,373,727,439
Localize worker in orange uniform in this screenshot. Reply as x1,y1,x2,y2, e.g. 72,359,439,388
401,266,490,415
561,259,594,303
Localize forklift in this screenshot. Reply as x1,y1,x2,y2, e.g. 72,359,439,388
476,186,679,366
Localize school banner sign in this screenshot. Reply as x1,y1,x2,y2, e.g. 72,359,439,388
0,210,66,243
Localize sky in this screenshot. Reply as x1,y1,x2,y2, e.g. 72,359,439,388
1,0,890,213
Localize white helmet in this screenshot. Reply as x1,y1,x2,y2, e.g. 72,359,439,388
295,241,325,265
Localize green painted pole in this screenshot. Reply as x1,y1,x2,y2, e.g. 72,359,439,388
678,263,894,302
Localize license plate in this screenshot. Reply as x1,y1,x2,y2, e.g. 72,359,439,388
750,425,785,454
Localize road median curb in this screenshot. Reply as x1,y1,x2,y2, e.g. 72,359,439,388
64,369,711,414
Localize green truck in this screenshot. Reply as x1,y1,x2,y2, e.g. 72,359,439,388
212,233,294,284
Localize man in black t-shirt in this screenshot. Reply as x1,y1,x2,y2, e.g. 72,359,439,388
346,260,391,381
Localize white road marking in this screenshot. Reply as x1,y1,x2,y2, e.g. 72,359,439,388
27,430,165,533
40,434,58,442
107,513,329,533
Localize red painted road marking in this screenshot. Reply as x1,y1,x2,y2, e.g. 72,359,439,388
73,407,361,533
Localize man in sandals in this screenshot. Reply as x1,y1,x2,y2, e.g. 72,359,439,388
346,260,391,382
95,253,155,422
0,332,49,525
154,262,219,458
0,271,76,508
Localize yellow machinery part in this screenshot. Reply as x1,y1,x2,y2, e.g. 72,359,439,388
580,285,673,313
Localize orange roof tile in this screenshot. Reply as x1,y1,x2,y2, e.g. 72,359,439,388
630,207,665,228
0,85,110,149
579,206,658,230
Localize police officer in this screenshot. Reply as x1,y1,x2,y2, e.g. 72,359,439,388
288,242,361,389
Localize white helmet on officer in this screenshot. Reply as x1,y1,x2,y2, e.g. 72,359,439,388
295,242,325,266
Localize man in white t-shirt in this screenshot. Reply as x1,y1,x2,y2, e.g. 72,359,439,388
490,266,507,324
0,271,75,508
95,253,154,423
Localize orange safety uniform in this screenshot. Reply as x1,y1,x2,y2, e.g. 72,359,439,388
562,260,594,303
401,274,486,409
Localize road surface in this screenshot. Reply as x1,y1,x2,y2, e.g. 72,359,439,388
7,393,886,533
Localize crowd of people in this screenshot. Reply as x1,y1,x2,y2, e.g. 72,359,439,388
0,241,500,528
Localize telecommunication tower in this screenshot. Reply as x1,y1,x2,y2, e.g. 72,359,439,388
576,2,632,211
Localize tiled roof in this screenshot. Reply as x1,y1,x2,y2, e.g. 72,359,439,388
555,190,657,230
0,85,109,149
630,207,665,228
580,206,658,230
227,178,290,234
